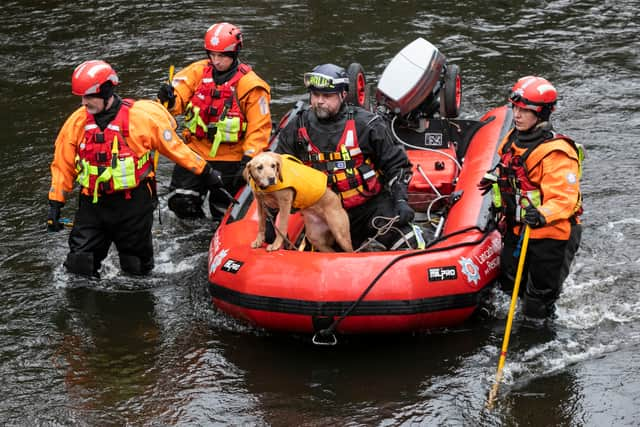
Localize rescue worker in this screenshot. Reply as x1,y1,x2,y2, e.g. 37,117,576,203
156,22,271,221
479,76,583,319
47,60,226,277
275,64,421,251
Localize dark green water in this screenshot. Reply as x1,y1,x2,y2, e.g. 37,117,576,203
1,1,639,425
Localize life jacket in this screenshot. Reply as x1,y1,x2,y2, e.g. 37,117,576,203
296,108,382,209
75,99,153,203
495,129,584,223
184,63,250,157
249,154,328,209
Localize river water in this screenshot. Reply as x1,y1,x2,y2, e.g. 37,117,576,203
1,1,639,425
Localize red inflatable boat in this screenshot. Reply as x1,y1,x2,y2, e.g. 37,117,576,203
207,38,512,341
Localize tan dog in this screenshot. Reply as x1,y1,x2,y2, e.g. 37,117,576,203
243,152,353,252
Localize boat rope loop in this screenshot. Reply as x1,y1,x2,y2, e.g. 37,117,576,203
264,206,408,252
312,225,495,345
355,215,403,252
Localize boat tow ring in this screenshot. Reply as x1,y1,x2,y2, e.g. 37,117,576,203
312,331,338,346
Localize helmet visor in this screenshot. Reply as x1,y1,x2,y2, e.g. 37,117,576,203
303,72,348,91
509,91,548,109
509,92,524,104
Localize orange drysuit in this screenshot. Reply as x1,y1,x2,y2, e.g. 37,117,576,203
49,99,207,203
497,132,581,240
169,59,271,161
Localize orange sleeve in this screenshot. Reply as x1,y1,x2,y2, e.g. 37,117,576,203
169,59,209,116
48,107,86,203
237,72,272,157
530,149,581,224
127,100,206,174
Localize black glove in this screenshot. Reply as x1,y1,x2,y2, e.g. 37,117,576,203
201,164,224,190
202,164,239,205
394,199,415,225
389,173,414,225
46,200,64,232
157,83,176,109
522,204,546,228
478,172,498,196
232,155,252,190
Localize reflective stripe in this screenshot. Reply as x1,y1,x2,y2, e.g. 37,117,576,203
576,142,585,179
92,168,112,203
344,129,355,147
491,183,502,208
175,188,202,197
209,117,247,157
184,104,208,135
361,168,376,180
390,227,424,250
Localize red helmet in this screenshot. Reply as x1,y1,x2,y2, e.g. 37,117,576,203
71,60,119,96
508,76,557,114
204,22,243,53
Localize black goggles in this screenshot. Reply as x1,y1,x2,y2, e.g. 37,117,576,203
509,92,549,107
303,72,348,90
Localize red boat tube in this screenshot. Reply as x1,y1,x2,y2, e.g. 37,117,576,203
207,105,512,337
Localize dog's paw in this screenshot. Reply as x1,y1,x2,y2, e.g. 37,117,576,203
266,240,283,251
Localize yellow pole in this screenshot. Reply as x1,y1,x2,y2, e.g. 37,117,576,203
486,225,531,409
155,64,175,171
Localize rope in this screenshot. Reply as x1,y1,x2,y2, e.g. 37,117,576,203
313,225,494,343
354,215,400,252
263,203,297,250
390,115,463,172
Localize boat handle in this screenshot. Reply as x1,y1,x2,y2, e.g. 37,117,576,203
312,332,337,346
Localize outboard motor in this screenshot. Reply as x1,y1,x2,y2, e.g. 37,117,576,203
375,38,465,229
376,37,460,120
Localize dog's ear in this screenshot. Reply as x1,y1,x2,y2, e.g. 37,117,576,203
242,158,253,184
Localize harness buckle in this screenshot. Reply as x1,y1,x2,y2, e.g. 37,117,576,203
96,152,107,163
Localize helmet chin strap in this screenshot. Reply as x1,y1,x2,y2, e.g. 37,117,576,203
97,81,115,113
101,96,114,113
535,120,552,131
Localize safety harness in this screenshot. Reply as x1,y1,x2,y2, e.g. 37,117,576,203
184,63,250,157
493,130,584,223
296,107,382,209
75,99,153,203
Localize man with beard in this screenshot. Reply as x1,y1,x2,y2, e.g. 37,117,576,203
275,63,422,251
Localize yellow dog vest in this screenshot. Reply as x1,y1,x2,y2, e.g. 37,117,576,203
251,154,328,209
